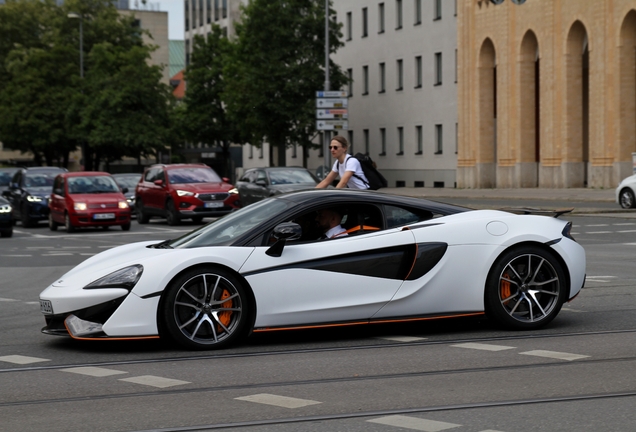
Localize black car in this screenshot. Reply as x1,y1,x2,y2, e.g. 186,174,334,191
0,196,13,237
0,167,19,194
236,167,320,206
2,167,67,227
112,173,141,215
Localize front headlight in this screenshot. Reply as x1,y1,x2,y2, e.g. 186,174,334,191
118,201,129,209
176,190,194,197
27,195,43,202
229,187,239,194
74,202,87,211
84,265,144,290
0,204,11,213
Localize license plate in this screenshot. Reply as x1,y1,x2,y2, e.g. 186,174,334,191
40,300,53,315
204,202,223,208
93,213,115,220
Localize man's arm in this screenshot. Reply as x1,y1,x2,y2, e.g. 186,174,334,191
316,170,338,188
335,171,354,188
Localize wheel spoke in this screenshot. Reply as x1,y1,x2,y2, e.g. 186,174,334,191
210,292,239,306
528,291,548,318
178,312,201,330
175,301,199,310
505,262,524,283
188,317,207,341
211,311,231,334
179,287,204,306
529,257,545,284
209,275,221,302
531,277,558,287
508,295,524,315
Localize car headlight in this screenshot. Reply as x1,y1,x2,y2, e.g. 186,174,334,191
176,190,194,197
84,265,144,290
0,204,11,213
118,201,129,209
27,195,43,202
229,187,239,194
74,203,87,211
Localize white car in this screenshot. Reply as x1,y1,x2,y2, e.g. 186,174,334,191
616,174,636,209
39,190,586,350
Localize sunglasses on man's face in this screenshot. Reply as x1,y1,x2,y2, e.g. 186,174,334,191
329,146,341,150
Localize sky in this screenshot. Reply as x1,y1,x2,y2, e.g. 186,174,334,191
130,0,184,40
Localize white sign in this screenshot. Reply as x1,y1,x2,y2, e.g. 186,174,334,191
316,98,348,108
317,120,348,131
317,109,348,119
316,90,347,98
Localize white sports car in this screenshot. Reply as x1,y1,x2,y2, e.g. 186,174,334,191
616,173,636,209
39,190,586,350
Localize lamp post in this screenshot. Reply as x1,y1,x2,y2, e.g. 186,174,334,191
68,12,86,169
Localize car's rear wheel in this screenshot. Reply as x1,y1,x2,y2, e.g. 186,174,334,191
485,245,567,330
161,267,250,350
191,216,203,224
165,199,180,226
0,229,11,238
619,188,636,209
65,214,75,233
136,199,149,224
48,214,58,231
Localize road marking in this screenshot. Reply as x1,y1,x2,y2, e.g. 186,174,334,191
561,307,585,313
586,231,612,234
80,253,97,256
585,224,608,227
519,350,589,361
367,415,461,431
614,223,636,226
235,393,321,409
119,375,190,388
0,255,32,257
62,367,128,377
586,276,616,283
42,253,73,256
0,355,50,365
0,298,19,302
617,230,636,233
378,336,428,342
452,343,515,352
25,301,39,305
62,246,91,249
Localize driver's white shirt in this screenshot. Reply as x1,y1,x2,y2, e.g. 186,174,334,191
324,225,347,239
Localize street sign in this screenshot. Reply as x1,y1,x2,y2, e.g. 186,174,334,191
316,90,347,98
317,120,348,131
317,109,348,119
316,98,348,108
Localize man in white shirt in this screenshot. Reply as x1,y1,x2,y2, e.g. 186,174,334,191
316,208,348,239
316,135,370,190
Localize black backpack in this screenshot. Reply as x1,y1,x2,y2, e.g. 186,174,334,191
339,153,388,190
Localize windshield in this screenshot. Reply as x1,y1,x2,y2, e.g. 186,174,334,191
68,176,120,194
169,198,290,248
168,167,222,184
269,169,317,185
0,171,14,186
25,173,56,188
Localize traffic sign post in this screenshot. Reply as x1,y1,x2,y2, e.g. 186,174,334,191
316,120,348,131
317,109,348,120
316,98,348,108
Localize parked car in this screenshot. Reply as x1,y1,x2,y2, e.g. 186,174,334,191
2,166,66,227
112,173,142,215
236,167,320,206
0,196,13,237
135,163,239,225
0,167,19,194
39,189,586,350
616,174,636,209
48,172,131,232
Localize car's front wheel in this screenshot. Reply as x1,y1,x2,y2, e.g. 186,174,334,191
65,214,75,233
0,229,11,238
484,245,567,330
48,213,58,231
161,267,250,350
136,199,149,224
165,199,180,226
619,188,636,209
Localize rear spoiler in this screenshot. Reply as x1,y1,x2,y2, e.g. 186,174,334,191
500,207,574,218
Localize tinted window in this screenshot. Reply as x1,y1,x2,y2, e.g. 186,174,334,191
113,175,140,189
67,176,120,194
268,169,317,185
167,167,221,184
384,205,432,228
24,172,56,188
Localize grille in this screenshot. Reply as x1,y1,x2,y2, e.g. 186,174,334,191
88,203,117,209
198,193,229,201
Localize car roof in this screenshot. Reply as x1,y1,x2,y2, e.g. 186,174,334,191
148,164,209,170
59,171,112,178
23,166,66,173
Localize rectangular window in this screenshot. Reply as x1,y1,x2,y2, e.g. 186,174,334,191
185,0,190,31
214,0,219,21
207,0,211,23
435,124,443,154
346,12,352,40
379,62,385,93
435,52,442,85
292,143,297,158
380,128,386,155
199,0,203,27
364,129,369,154
185,39,190,65
415,56,422,88
362,65,369,95
416,125,423,154
362,8,368,37
259,145,264,159
434,0,442,20
396,59,403,90
222,0,227,18
414,0,421,25
397,127,404,155
249,145,254,159
396,0,403,29
347,68,353,96
378,3,385,33
348,130,354,154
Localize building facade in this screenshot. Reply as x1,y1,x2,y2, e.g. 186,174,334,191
458,0,636,188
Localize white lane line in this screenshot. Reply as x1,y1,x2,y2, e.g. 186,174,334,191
25,302,40,305
586,276,616,283
617,230,636,233
623,243,636,246
0,355,50,365
561,307,585,313
614,223,636,225
62,367,128,377
80,253,97,256
367,415,461,431
26,246,55,250
119,375,190,388
235,393,321,409
378,336,428,342
586,231,612,234
62,246,91,249
452,343,516,352
585,224,608,227
1,255,32,257
42,253,74,256
0,298,19,302
520,350,589,361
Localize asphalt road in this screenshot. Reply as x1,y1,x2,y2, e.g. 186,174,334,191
1,207,635,432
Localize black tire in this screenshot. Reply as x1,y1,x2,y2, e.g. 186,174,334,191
161,266,250,350
136,199,149,224
65,213,75,233
48,214,58,231
21,204,32,228
191,216,203,224
619,188,636,209
0,229,11,238
165,199,180,226
121,222,131,231
484,245,567,330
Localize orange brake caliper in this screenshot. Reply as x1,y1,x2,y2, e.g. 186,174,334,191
500,272,511,304
217,289,233,332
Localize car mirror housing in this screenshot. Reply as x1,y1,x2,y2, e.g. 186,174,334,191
53,188,63,196
153,179,164,187
266,222,302,257
255,180,267,187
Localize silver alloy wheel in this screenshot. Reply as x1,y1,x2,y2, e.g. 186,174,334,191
620,189,635,209
498,253,560,324
172,273,243,345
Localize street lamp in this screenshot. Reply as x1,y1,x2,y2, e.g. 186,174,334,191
68,12,85,169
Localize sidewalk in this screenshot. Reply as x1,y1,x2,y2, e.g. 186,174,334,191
380,187,615,202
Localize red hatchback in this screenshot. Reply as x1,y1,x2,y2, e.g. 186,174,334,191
49,172,131,232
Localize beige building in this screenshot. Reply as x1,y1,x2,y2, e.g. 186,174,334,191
458,0,636,188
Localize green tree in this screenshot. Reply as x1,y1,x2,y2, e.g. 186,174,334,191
223,0,347,167
178,25,240,178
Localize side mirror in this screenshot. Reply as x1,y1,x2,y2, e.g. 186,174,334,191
121,187,128,194
153,179,164,187
222,177,230,183
1,190,9,198
255,180,267,187
266,222,302,257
